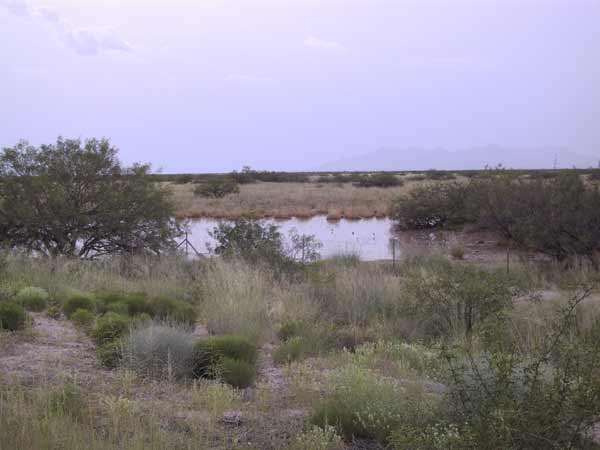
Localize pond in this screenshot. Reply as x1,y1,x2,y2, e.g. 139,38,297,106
183,216,400,261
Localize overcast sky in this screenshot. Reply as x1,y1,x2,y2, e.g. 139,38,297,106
2,0,599,172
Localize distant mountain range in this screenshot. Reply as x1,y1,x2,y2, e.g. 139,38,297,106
315,146,598,172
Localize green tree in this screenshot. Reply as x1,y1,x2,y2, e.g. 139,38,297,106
0,137,181,258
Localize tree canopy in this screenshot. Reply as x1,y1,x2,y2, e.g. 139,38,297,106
0,137,181,258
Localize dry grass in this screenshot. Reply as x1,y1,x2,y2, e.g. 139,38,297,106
169,181,413,220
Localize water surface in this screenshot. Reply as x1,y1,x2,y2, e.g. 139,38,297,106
185,216,397,261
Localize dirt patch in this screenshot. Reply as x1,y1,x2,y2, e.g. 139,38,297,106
0,313,102,386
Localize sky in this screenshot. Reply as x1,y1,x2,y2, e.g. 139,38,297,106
1,0,599,172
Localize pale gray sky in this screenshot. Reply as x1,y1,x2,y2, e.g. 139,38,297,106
2,0,599,172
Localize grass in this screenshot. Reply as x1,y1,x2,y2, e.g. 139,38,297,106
1,251,599,450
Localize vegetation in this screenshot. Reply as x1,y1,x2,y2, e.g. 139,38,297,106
14,286,49,311
90,312,129,346
0,137,180,258
70,308,95,329
193,177,240,198
0,301,27,330
62,294,95,318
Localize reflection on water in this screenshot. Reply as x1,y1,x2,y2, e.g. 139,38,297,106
185,216,398,261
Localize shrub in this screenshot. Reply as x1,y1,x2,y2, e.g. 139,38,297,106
0,301,27,331
403,260,516,340
391,182,473,230
440,290,600,450
63,295,95,318
70,309,95,329
191,380,242,418
97,340,123,369
46,305,61,319
96,293,152,317
193,335,258,381
288,426,343,450
273,336,307,365
15,286,49,312
354,173,403,188
449,242,465,259
219,357,256,388
193,178,240,198
148,296,196,327
91,312,129,346
278,320,305,342
47,383,85,420
311,365,427,443
122,323,195,379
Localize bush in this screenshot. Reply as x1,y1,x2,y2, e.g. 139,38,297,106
148,296,196,327
47,383,85,420
391,182,473,230
273,336,307,364
122,323,195,379
219,357,256,388
63,295,95,318
96,293,153,317
0,301,27,331
354,173,403,188
90,312,129,346
70,309,95,329
97,340,123,369
311,365,428,443
403,260,516,340
439,290,600,450
46,305,61,319
15,286,49,312
288,426,343,450
193,335,258,381
193,178,240,198
278,320,305,342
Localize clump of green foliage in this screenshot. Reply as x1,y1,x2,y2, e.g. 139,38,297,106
70,308,95,329
90,312,129,346
147,296,196,327
0,301,27,331
354,172,403,188
219,357,256,388
14,286,49,312
46,305,61,319
97,341,123,369
311,365,434,444
46,383,86,421
62,295,95,318
434,288,600,450
0,137,180,258
402,259,517,341
193,177,240,198
193,335,258,387
273,336,307,364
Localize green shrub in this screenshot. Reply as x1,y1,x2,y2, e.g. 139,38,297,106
15,286,49,312
46,305,61,319
0,301,27,331
288,426,343,450
63,295,95,318
273,337,307,365
193,177,240,199
97,340,123,369
90,312,129,346
148,296,196,326
70,309,95,329
219,357,256,388
122,323,195,379
278,320,305,342
47,383,85,420
193,335,258,379
311,365,431,444
96,293,153,317
354,173,403,188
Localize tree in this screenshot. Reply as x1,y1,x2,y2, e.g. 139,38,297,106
0,137,181,258
193,177,240,198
